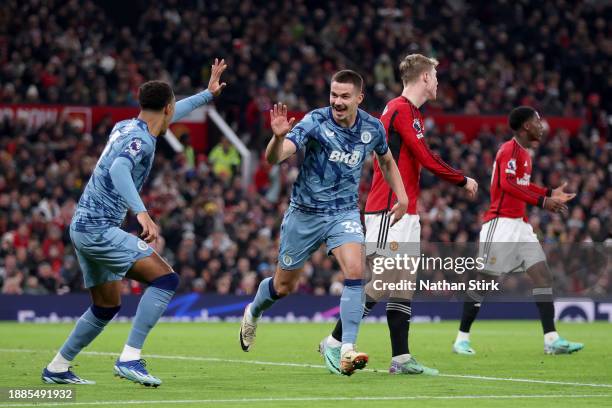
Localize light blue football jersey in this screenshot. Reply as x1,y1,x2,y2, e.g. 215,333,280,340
286,107,388,213
72,118,156,233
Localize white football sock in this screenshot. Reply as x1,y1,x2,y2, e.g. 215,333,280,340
392,353,412,364
544,331,560,344
456,331,470,342
47,352,71,373
340,343,354,356
326,335,341,348
246,304,258,324
119,344,141,362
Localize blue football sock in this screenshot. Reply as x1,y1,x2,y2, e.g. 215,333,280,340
340,279,364,344
59,305,120,361
250,277,280,318
127,273,178,349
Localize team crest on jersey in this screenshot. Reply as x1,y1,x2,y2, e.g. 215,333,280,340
361,131,372,143
413,119,424,139
137,240,149,251
126,138,143,157
282,254,293,266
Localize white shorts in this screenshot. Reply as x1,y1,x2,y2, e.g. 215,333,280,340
478,217,546,276
365,213,420,257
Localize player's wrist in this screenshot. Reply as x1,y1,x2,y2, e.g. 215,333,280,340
458,177,468,187
538,196,546,208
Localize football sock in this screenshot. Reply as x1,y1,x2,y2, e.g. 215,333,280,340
51,304,120,371
331,300,376,342
386,301,411,356
459,301,481,334
125,273,178,352
250,277,280,318
544,331,560,344
456,331,470,342
340,279,364,345
533,287,556,334
119,344,141,362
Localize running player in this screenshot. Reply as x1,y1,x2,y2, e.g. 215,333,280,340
42,59,227,386
453,106,584,355
320,54,478,375
239,70,409,376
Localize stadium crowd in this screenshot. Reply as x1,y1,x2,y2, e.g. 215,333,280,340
0,0,610,296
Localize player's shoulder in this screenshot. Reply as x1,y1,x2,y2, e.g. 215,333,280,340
357,108,384,132
384,96,415,116
305,107,330,124
497,139,521,155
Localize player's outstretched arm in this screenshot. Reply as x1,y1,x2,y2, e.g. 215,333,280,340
171,58,227,123
376,150,408,225
265,103,296,164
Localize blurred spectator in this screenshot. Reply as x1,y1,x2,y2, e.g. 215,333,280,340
208,138,241,179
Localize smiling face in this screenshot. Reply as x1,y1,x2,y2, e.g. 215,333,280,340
330,81,363,127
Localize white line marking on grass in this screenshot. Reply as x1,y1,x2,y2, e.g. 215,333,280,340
1,394,611,407
2,348,612,389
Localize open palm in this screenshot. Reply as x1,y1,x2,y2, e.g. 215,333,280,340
270,103,295,137
207,58,227,96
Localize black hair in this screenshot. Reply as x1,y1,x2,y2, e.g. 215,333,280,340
508,106,537,132
138,80,174,111
331,70,364,92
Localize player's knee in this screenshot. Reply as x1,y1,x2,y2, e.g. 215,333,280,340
273,280,295,298
91,304,121,321
344,261,364,280
150,272,180,292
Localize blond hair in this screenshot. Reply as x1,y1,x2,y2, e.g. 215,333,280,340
399,54,439,86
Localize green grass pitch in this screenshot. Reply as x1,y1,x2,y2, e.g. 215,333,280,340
1,321,611,407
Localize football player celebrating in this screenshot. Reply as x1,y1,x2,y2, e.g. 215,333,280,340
239,70,408,376
320,54,477,375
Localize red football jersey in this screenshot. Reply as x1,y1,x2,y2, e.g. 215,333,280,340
365,96,466,214
483,138,550,222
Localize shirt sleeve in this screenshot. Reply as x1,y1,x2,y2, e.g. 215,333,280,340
172,90,213,123
374,120,389,156
117,137,153,167
393,108,466,186
286,113,317,151
109,157,147,213
498,148,546,206
528,183,551,197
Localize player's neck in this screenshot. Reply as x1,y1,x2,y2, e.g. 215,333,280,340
513,134,529,149
138,112,164,137
401,87,426,108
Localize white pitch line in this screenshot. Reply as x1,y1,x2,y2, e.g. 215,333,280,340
1,394,611,407
2,348,612,389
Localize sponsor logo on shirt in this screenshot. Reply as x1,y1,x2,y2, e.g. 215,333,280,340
329,150,361,167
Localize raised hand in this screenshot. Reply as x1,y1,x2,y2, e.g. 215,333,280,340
270,103,295,137
551,182,576,203
207,58,228,97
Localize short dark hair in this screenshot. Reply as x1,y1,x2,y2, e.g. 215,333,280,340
508,106,537,131
331,70,364,92
138,80,174,111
